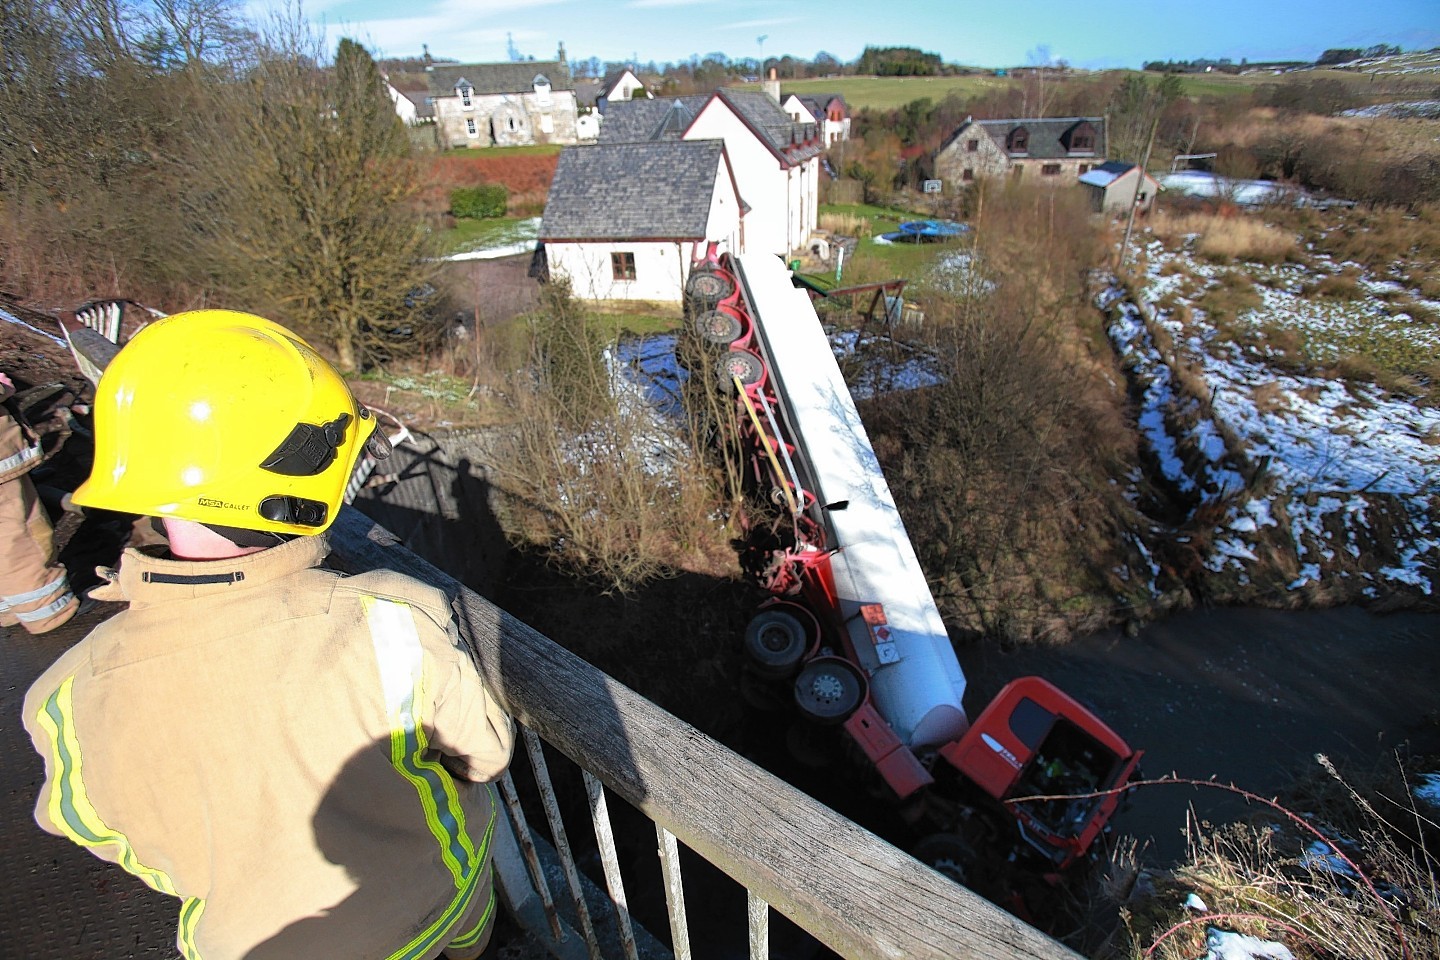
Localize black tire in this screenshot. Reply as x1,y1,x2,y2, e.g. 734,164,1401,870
718,349,764,390
913,832,978,887
744,609,807,677
685,268,736,307
793,657,864,725
694,309,744,345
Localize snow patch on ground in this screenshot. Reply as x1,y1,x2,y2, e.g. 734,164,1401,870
1202,928,1295,960
1099,226,1440,598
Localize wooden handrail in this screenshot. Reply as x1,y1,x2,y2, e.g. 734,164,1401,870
328,508,1081,960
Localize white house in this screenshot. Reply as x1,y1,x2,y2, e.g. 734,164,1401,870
684,89,821,257
539,141,746,302
600,88,822,258
597,68,648,112
426,60,580,148
1078,161,1161,214
385,81,433,125
781,93,850,146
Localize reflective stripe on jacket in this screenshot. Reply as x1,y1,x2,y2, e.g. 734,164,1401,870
23,535,514,960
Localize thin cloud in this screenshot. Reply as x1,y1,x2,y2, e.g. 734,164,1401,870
627,0,715,7
724,17,801,30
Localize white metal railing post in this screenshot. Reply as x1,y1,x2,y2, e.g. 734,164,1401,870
522,728,606,960
583,772,639,960
656,827,692,960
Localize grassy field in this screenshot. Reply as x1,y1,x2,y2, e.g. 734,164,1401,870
438,143,565,158
817,202,967,283
778,67,1406,112
436,216,536,254
776,75,1007,111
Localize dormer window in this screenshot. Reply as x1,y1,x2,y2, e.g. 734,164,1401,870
456,81,473,110
1066,121,1097,154
1006,127,1029,155
533,74,552,107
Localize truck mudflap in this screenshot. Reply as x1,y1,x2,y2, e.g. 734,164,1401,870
843,703,935,799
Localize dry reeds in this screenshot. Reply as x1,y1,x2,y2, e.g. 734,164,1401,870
1117,757,1440,960
818,211,872,237
1151,209,1299,264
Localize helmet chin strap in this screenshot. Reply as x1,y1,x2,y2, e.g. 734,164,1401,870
198,521,293,549
149,517,293,553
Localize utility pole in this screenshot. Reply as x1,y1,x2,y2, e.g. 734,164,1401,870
757,35,767,75
1118,115,1159,271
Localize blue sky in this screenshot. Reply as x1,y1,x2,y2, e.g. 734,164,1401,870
252,0,1440,70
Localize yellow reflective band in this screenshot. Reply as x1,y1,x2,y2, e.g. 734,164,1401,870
363,595,478,883
178,897,207,959
34,676,179,897
446,882,498,950
386,793,498,960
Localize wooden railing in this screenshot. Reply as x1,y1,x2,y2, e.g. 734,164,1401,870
328,508,1081,960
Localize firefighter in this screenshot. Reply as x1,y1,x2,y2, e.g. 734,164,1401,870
0,370,81,634
23,311,514,960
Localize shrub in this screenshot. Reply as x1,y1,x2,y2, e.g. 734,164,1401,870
1305,268,1364,300
1198,270,1262,323
450,183,508,219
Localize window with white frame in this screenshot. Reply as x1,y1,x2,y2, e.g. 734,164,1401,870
465,118,477,137
459,85,473,109
533,74,552,107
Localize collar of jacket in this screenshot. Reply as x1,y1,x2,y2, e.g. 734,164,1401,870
93,534,331,603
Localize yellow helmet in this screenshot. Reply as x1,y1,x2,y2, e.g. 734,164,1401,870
73,310,379,536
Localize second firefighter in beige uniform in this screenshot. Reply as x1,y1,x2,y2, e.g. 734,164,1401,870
0,370,80,634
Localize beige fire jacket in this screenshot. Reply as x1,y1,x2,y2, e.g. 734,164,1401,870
23,534,515,960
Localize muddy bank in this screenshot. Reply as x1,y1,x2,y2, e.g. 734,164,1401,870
961,606,1440,862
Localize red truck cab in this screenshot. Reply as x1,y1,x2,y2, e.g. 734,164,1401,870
939,677,1142,868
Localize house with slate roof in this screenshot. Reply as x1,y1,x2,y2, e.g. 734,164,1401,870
1078,161,1160,214
599,88,822,257
596,69,648,113
425,60,579,148
539,141,745,301
781,93,850,146
934,116,1106,189
386,82,433,125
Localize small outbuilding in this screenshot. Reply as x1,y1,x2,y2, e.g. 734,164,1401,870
1078,161,1161,214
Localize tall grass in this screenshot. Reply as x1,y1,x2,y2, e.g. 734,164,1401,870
1121,756,1440,960
1150,209,1298,264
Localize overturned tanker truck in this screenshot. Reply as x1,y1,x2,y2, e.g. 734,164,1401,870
682,250,1142,889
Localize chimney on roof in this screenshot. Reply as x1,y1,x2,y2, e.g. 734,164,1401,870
763,67,780,103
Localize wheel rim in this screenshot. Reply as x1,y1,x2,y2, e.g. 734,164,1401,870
758,624,792,653
806,672,845,703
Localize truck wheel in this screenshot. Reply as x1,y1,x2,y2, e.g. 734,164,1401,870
793,657,863,724
913,832,977,887
719,350,765,390
744,609,807,677
685,269,736,308
694,309,744,345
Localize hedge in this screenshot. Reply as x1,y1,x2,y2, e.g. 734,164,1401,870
451,183,509,218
